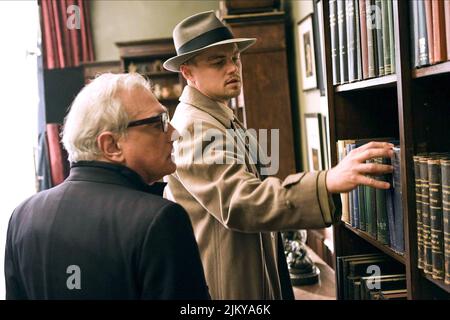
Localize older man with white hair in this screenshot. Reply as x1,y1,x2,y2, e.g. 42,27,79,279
4,73,209,300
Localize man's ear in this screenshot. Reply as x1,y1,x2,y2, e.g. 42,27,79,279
97,131,125,162
180,64,194,83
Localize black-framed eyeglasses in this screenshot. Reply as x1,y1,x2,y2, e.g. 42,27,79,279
127,112,170,132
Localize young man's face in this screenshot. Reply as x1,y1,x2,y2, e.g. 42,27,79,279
182,43,242,104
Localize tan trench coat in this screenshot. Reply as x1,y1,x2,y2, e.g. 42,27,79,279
165,86,340,299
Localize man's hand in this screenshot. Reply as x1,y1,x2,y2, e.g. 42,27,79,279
326,141,395,193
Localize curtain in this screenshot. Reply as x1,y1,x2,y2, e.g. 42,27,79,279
38,0,93,188
39,0,94,69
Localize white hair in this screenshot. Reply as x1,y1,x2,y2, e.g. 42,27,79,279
62,73,152,163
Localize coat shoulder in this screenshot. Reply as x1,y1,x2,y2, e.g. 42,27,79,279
171,102,225,133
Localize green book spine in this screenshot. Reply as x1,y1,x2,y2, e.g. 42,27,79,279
375,157,389,244
441,159,450,285
368,185,377,237
417,0,430,66
346,0,357,82
414,156,424,269
338,0,349,83
364,165,374,236
375,0,385,75
382,0,391,74
420,157,433,274
429,158,444,280
330,0,341,85
366,159,377,237
366,0,378,77
387,0,395,73
358,184,367,231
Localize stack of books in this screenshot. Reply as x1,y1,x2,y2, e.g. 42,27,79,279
337,139,404,254
410,0,450,69
329,0,396,85
336,253,406,299
413,153,450,284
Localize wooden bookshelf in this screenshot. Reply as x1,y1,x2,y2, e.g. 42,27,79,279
322,0,450,299
335,74,397,92
343,223,406,265
422,272,450,294
144,71,176,77
412,60,450,79
116,38,185,118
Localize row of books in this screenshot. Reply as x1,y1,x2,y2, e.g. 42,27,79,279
336,253,406,299
410,0,450,68
337,139,404,254
329,0,396,85
413,153,450,285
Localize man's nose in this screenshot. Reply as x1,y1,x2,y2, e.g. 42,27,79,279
227,59,239,73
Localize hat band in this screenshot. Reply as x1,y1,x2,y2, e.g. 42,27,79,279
177,27,234,55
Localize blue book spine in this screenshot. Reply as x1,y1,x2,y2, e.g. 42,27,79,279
349,144,359,228
386,187,396,250
392,147,404,253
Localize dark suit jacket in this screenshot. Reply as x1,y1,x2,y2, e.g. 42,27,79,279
5,161,210,300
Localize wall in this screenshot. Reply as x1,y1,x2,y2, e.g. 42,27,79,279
287,0,334,260
288,0,329,172
91,0,219,61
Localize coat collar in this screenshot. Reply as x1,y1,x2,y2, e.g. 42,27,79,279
67,161,166,196
179,85,234,128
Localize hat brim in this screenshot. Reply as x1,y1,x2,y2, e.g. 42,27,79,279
163,38,256,72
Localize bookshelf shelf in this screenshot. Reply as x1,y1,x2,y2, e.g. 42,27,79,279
422,272,450,294
343,223,406,265
334,74,397,93
412,60,450,79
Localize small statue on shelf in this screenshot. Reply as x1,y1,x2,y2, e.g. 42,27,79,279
283,230,320,286
152,60,164,73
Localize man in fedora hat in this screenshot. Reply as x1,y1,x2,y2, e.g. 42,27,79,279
164,11,395,299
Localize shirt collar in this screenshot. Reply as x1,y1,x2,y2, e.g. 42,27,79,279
179,85,235,128
68,161,167,196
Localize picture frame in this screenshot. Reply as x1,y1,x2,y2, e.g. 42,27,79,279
298,14,317,91
320,114,330,169
304,113,326,171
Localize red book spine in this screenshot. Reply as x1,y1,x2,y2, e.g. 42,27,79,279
433,0,447,62
359,0,369,79
444,0,450,60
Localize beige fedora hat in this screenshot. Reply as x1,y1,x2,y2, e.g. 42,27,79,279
163,11,256,72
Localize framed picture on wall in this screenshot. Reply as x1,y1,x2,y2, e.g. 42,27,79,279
304,113,326,171
298,14,317,91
